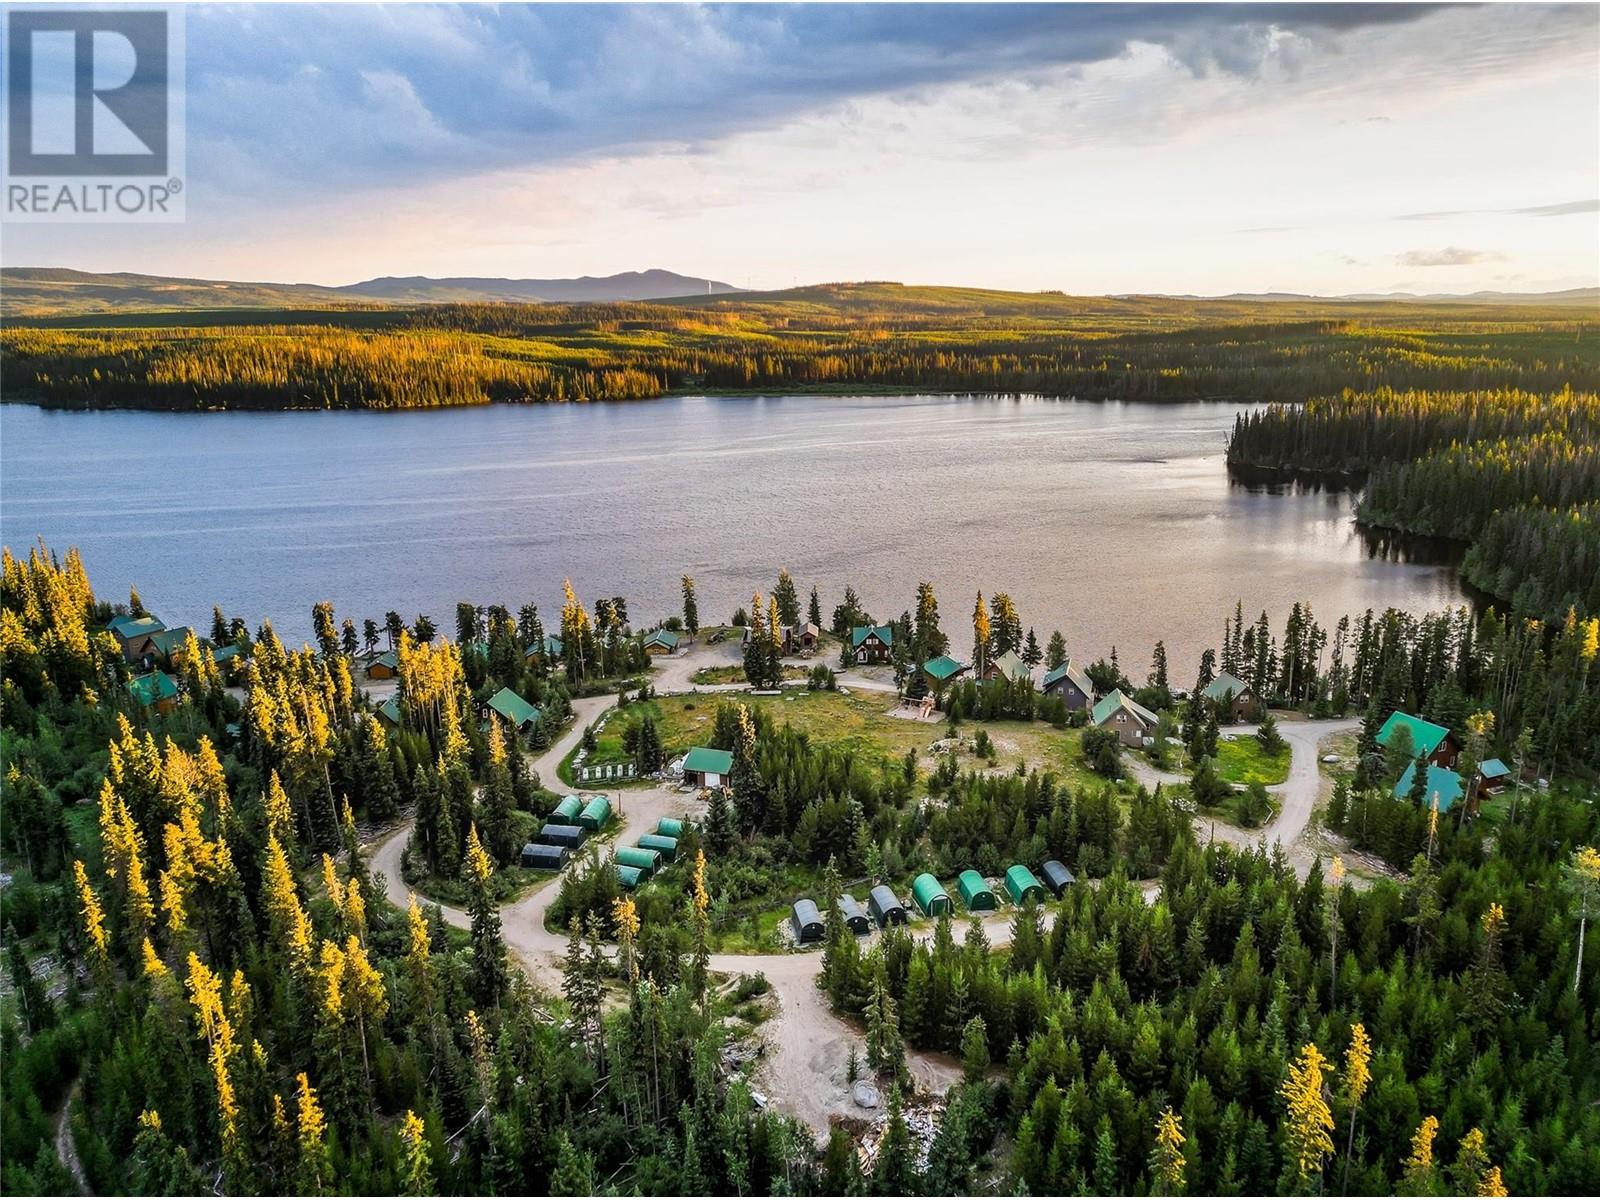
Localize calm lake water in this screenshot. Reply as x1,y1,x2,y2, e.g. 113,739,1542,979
1,395,1469,671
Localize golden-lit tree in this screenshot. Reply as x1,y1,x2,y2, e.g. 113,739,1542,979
1152,1106,1186,1195
1279,1041,1335,1191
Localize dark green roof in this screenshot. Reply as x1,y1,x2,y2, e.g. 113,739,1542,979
1042,659,1094,696
644,628,681,650
1005,864,1045,903
1203,671,1251,702
989,650,1032,681
128,670,178,706
1376,712,1452,757
371,649,399,669
149,626,194,654
486,686,540,728
911,872,950,914
108,614,165,640
683,746,733,775
377,696,402,724
850,624,893,649
211,643,241,663
922,654,966,681
1091,689,1158,727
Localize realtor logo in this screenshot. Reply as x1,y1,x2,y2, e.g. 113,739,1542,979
4,7,185,221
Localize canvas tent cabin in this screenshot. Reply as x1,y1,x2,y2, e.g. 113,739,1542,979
1091,689,1160,748
1041,860,1076,897
366,649,400,680
577,795,612,832
920,655,968,692
849,624,894,665
538,822,586,849
551,795,585,824
616,864,645,890
1203,671,1256,721
656,817,687,838
129,670,179,715
868,884,907,927
483,686,541,734
1005,864,1046,905
1376,711,1460,769
1394,762,1466,814
837,894,871,935
1477,758,1513,794
520,843,567,870
911,872,951,916
615,846,661,876
643,628,681,656
108,613,167,664
683,746,734,789
1041,659,1095,710
983,650,1033,685
957,870,998,912
637,833,678,861
791,899,825,943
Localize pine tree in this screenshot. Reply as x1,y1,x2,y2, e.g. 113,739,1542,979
681,575,699,639
871,1085,919,1196
464,825,508,1007
1046,629,1067,670
774,568,800,628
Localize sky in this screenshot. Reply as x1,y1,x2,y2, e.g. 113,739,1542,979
6,2,1598,295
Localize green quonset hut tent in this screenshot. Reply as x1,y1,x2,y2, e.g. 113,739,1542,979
615,846,661,875
552,795,584,823
616,865,645,890
637,834,678,861
1005,864,1045,905
911,873,951,916
957,870,997,911
656,817,687,838
577,795,612,831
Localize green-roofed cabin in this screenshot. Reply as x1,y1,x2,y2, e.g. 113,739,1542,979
1376,711,1460,769
1394,763,1466,814
367,649,400,680
637,833,678,861
375,697,402,729
849,624,894,665
911,872,951,916
1202,671,1256,721
957,869,998,911
1091,689,1160,748
524,635,564,662
920,655,968,690
615,846,661,876
1005,864,1046,905
108,613,167,663
483,686,541,732
1477,758,1512,794
149,626,196,666
982,650,1033,685
682,746,733,789
129,669,179,714
656,817,687,839
643,628,681,656
1041,658,1095,710
552,795,584,823
577,795,612,831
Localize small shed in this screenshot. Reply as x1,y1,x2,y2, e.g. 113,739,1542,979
868,885,907,927
129,670,179,714
1041,860,1076,897
683,746,734,789
911,872,951,917
637,833,678,861
1477,758,1512,793
577,795,612,831
616,864,645,890
539,822,586,849
366,649,399,680
552,795,584,823
1005,864,1046,905
615,846,661,874
643,628,681,656
520,843,567,870
791,899,825,943
957,870,998,912
837,894,871,935
656,817,687,838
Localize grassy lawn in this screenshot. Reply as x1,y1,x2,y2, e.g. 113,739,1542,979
1213,735,1291,786
688,664,811,686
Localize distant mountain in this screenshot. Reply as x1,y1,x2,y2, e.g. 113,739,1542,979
1156,287,1599,306
0,266,740,316
338,269,739,303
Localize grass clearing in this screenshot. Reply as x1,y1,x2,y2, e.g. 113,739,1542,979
1213,735,1291,786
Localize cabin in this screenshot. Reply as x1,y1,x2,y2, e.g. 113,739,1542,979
129,670,179,715
921,655,968,691
790,621,821,656
211,642,242,678
1203,671,1256,722
1477,758,1513,794
375,696,402,730
108,614,166,664
1394,762,1466,814
849,624,894,665
149,626,195,667
868,884,907,927
615,846,660,878
957,869,998,912
538,822,587,849
637,833,678,861
791,899,825,944
577,795,612,832
1041,660,1095,710
1041,860,1076,897
983,650,1033,685
1376,711,1460,769
520,843,568,870
1005,864,1046,905
682,746,734,789
911,872,951,916
837,895,871,935
524,635,563,663
366,649,400,680
483,686,541,734
1091,689,1160,748
643,628,681,656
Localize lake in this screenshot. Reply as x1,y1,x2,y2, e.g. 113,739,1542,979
0,395,1469,673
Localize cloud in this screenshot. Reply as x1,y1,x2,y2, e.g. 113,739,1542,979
1396,247,1507,267
1397,197,1598,220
